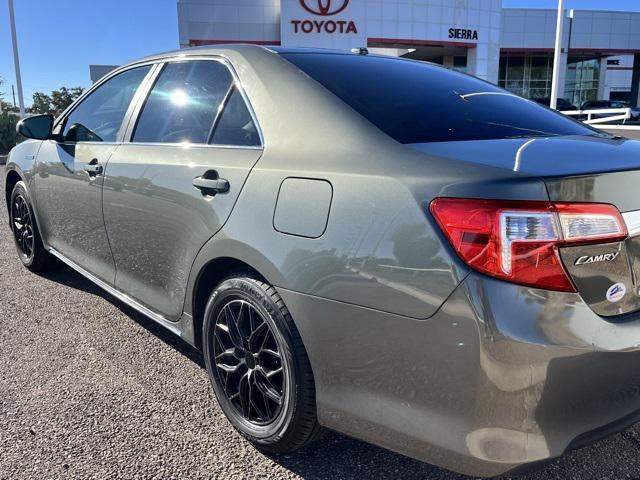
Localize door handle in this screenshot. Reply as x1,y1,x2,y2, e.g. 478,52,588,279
84,158,103,176
84,164,103,175
193,171,229,196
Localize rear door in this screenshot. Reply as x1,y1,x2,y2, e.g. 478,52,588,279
33,65,154,283
103,58,263,320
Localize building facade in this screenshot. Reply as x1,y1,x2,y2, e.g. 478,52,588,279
177,0,640,107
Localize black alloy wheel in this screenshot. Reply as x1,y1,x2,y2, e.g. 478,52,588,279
9,181,56,272
203,275,323,452
213,298,285,425
11,192,34,262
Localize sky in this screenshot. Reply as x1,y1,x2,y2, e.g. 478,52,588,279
0,0,177,106
1,0,639,107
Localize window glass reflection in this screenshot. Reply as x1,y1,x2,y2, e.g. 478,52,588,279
133,61,233,144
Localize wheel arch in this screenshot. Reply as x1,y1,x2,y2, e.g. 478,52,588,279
4,168,24,213
191,256,272,352
4,166,49,251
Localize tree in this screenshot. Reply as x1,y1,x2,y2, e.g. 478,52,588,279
0,76,6,113
0,111,19,155
51,86,84,115
31,92,52,114
0,76,20,113
30,86,84,116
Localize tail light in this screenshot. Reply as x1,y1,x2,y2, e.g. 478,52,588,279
429,198,627,292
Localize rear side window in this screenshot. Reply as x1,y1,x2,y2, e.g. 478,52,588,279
210,88,260,147
63,65,151,142
133,61,232,144
282,53,594,144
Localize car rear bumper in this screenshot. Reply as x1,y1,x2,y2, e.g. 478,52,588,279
278,273,640,477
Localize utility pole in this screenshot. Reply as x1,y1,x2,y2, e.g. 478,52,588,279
8,0,25,117
550,0,565,110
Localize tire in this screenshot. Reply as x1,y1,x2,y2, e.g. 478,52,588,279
9,181,56,272
203,274,323,452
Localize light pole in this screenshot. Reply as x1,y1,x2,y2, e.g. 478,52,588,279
567,9,574,53
566,9,574,106
7,0,26,117
550,0,565,110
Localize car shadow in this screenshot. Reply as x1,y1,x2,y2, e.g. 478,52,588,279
36,259,205,369
36,260,471,480
264,434,467,480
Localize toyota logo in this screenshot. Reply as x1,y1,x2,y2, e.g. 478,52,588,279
299,0,350,16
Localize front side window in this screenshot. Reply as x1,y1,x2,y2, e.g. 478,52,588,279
283,53,595,144
63,65,151,142
133,61,232,144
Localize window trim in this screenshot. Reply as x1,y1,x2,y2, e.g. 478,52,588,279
53,55,264,150
206,82,235,145
53,62,159,145
118,63,164,143
125,56,264,150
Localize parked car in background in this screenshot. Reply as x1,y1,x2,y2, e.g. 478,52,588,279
532,96,576,111
581,100,630,110
7,45,640,477
580,100,640,123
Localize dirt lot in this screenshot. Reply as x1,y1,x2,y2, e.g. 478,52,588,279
2,172,640,479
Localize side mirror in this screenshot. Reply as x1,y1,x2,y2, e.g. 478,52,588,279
16,114,54,140
65,123,103,142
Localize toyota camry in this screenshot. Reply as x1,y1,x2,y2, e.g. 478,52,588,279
6,45,640,477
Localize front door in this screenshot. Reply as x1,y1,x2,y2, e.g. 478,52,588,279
33,65,153,283
102,59,263,320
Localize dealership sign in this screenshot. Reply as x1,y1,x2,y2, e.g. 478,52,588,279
290,0,358,34
449,28,479,41
281,0,365,48
281,0,481,49
299,0,350,16
291,19,358,34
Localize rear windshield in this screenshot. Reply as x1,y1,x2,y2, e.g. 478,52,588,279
282,53,594,144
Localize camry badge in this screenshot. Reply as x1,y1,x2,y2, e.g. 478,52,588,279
574,252,620,265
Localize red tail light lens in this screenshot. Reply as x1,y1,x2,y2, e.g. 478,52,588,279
429,198,627,292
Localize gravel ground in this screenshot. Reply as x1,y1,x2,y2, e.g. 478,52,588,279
2,172,640,480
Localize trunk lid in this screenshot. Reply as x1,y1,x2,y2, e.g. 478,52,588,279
410,134,640,317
